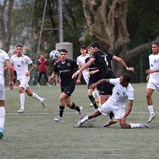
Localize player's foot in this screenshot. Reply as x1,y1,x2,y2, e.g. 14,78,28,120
147,114,156,123
54,115,63,122
76,120,83,127
17,108,24,113
41,98,46,109
103,119,117,127
79,106,83,119
36,83,41,87
139,123,149,128
47,82,52,87
0,127,4,139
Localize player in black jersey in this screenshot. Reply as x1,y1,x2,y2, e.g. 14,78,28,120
49,49,83,122
72,42,134,125
72,42,134,103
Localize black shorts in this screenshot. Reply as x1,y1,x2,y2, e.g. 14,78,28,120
98,82,114,95
61,81,75,96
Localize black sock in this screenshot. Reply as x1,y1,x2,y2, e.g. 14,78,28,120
70,103,80,112
88,95,98,109
109,111,114,119
59,105,65,117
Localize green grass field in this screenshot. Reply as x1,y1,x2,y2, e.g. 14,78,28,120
1,84,159,159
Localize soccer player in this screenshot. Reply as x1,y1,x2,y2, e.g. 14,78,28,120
48,49,83,122
145,41,159,123
37,54,52,87
0,49,14,139
72,42,134,104
86,46,101,109
76,45,101,107
76,74,148,129
10,44,46,113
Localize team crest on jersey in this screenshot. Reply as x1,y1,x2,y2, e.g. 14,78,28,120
21,60,25,64
67,63,70,67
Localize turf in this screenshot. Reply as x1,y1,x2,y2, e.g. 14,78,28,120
0,84,159,159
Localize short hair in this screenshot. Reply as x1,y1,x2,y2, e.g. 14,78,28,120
80,45,87,49
60,49,68,53
122,73,131,83
16,44,23,48
152,41,159,46
90,42,101,49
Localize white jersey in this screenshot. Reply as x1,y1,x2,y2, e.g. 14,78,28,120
0,49,10,85
77,54,89,84
148,53,159,83
104,78,134,109
10,54,33,80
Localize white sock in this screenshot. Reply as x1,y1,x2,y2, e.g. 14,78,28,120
148,105,154,115
20,93,25,110
129,123,140,128
81,115,89,123
92,88,100,99
32,92,43,102
0,107,5,128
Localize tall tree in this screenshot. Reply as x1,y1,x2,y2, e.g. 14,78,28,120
81,0,159,75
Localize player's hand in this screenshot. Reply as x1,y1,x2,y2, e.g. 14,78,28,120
145,69,154,74
72,70,80,79
48,76,53,82
25,71,31,76
9,81,14,90
127,67,135,72
76,79,81,84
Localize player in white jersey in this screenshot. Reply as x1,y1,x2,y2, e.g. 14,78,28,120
145,41,159,123
10,44,46,113
76,74,148,129
76,46,101,106
0,49,14,139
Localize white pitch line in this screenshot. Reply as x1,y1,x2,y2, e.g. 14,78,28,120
5,111,159,116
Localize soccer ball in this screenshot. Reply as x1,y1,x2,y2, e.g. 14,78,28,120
49,50,60,60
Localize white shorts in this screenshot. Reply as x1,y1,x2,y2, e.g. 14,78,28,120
0,83,5,100
98,102,125,120
19,76,30,89
147,81,159,91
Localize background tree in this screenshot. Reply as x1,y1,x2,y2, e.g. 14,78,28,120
81,0,159,78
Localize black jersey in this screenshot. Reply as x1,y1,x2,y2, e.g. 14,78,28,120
91,51,115,78
85,57,101,84
54,59,78,86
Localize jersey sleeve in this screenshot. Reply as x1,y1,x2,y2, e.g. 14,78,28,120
127,84,134,101
26,56,33,64
109,78,120,85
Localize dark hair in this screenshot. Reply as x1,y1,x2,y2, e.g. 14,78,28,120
123,73,131,83
152,41,159,46
60,49,68,53
16,44,23,48
90,42,101,49
80,45,87,49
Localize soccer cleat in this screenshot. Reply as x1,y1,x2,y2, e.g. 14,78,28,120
17,108,24,113
0,127,4,139
36,83,41,87
79,106,83,119
41,98,46,109
54,115,63,122
76,120,83,127
138,123,149,128
90,103,93,106
147,114,156,123
103,119,117,127
47,83,52,87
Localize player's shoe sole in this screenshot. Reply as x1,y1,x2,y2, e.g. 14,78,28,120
147,114,156,123
17,108,24,113
41,98,46,109
54,115,63,122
